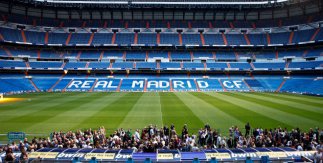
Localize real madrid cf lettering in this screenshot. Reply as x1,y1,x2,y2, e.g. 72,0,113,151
63,79,249,92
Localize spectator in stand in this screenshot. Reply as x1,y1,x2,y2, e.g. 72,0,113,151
313,147,323,163
1,125,322,154
245,122,251,137
19,149,28,163
181,124,188,140
4,148,15,162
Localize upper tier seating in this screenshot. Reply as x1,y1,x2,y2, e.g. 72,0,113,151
79,51,101,59
29,61,63,68
160,62,181,69
193,52,214,59
216,52,236,60
69,33,91,44
88,62,110,69
112,62,134,69
1,27,322,46
183,63,205,69
1,47,322,60
0,60,322,70
149,51,168,58
253,62,286,69
25,31,45,44
0,60,26,68
288,61,323,69
48,33,69,44
115,33,134,44
206,62,228,69
126,52,147,60
136,62,156,69
3,13,322,28
226,34,247,45
160,33,179,45
92,33,113,44
64,62,87,69
171,52,191,60
229,62,252,69
182,34,201,45
137,33,157,45
104,51,124,58
203,34,225,45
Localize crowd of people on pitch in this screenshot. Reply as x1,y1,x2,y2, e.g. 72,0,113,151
1,124,323,162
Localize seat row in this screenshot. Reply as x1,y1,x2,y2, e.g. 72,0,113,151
0,60,322,70
3,13,322,29
1,27,322,46
0,48,322,60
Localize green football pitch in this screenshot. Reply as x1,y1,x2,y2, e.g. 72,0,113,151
0,92,322,139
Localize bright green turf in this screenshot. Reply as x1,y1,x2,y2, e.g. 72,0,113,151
0,92,322,140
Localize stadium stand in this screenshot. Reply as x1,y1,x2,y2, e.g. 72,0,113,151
0,0,323,161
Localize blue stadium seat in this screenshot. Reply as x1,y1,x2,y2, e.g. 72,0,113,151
115,33,134,44
253,62,286,69
92,33,113,44
160,62,181,69
0,60,26,68
137,33,157,45
29,61,63,68
136,62,156,69
160,33,179,45
206,63,227,69
181,34,201,45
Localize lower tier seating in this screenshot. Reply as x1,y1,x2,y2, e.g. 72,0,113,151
1,76,322,95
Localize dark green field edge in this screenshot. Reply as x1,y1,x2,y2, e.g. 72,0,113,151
274,92,323,100
0,93,106,132
227,92,323,122
0,92,93,123
190,92,293,129
259,93,323,107
0,93,70,111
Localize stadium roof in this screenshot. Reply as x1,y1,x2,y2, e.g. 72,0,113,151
9,0,317,9
33,0,290,5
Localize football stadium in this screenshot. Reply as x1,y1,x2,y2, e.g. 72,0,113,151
0,0,323,162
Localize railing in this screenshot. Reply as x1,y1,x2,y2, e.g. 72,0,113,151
30,0,295,5
0,133,48,145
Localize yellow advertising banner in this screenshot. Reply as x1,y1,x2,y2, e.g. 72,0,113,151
157,153,174,160
205,153,231,159
84,153,115,160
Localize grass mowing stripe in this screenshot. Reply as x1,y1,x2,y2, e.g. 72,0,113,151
230,92,323,123
207,92,318,129
0,93,94,123
269,93,323,103
1,92,321,139
0,93,72,113
197,92,291,130
25,92,126,133
160,92,204,134
0,93,103,133
118,92,163,130
159,93,164,128
241,92,323,114
176,92,244,132
73,92,143,131
259,93,323,107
